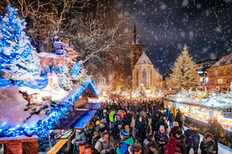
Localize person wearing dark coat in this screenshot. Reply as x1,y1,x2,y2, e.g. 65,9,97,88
175,130,187,154
144,141,159,154
165,108,170,121
126,111,133,126
155,117,168,133
200,133,217,154
176,110,185,131
169,122,181,137
112,121,123,142
168,111,175,129
184,125,200,154
135,116,147,148
207,118,224,154
155,125,168,153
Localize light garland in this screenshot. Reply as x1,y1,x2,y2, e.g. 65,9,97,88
0,79,98,139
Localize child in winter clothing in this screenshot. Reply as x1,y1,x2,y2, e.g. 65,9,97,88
200,133,217,154
116,129,134,154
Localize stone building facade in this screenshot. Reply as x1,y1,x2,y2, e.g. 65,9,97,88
207,53,232,90
132,52,163,90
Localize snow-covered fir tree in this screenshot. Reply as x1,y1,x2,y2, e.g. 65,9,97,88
0,6,40,82
61,65,73,91
170,45,198,91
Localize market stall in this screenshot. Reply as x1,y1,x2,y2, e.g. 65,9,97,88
167,97,232,130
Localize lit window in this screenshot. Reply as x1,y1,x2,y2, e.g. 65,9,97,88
218,79,223,84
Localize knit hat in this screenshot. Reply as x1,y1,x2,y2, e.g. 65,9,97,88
205,132,213,139
120,129,129,138
96,120,100,125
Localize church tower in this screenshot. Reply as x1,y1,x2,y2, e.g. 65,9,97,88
130,23,144,70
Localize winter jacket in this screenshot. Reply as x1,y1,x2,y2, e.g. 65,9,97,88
165,109,170,120
184,129,200,150
73,131,86,152
155,131,168,147
163,137,177,154
175,134,187,154
200,139,217,154
116,137,134,154
168,113,175,122
135,121,147,140
170,126,181,137
84,128,94,144
95,137,114,154
144,141,159,154
109,110,116,122
111,122,121,141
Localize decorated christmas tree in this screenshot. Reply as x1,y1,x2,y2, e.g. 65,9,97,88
170,45,198,91
61,64,73,90
0,6,40,83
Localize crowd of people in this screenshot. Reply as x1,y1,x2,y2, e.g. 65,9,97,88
72,99,222,154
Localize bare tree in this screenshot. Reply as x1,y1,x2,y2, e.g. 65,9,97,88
1,0,134,89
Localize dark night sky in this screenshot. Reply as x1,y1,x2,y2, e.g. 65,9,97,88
121,0,232,75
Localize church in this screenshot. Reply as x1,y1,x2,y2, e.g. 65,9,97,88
131,25,163,90
94,24,163,94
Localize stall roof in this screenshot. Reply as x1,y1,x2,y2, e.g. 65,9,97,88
167,97,232,110
54,109,98,130
0,79,99,138
79,103,101,110
72,110,97,130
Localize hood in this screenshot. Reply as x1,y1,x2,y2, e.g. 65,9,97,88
110,110,116,114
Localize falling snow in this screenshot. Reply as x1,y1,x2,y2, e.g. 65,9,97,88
122,0,232,74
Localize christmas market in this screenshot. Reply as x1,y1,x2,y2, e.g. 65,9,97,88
1,0,232,154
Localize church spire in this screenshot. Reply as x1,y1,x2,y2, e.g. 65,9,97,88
133,23,137,44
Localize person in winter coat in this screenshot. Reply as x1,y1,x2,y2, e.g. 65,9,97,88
112,121,123,142
207,118,224,154
95,132,114,154
116,129,134,154
169,122,181,137
135,116,147,147
72,130,86,154
155,117,168,133
165,108,170,121
168,110,175,129
155,125,168,153
143,132,156,149
84,122,95,144
184,124,200,154
163,137,177,154
109,109,116,123
176,110,185,131
200,133,217,154
144,141,159,154
127,110,133,126
175,130,187,154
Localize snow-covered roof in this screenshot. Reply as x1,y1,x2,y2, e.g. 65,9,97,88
136,52,153,65
211,53,232,68
0,79,98,138
38,52,62,59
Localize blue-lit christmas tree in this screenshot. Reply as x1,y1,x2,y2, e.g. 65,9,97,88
0,6,40,83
